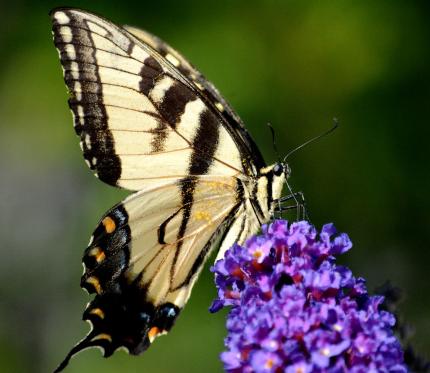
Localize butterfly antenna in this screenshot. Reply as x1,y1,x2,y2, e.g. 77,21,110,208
267,122,281,162
53,331,98,373
283,118,339,163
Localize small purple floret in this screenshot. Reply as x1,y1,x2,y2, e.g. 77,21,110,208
211,220,407,372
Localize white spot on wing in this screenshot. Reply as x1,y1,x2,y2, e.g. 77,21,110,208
65,44,76,60
77,106,84,125
215,102,224,112
194,81,204,90
70,61,79,79
55,11,70,25
75,81,82,100
78,105,84,117
165,53,180,67
85,134,92,149
149,75,175,104
61,26,73,43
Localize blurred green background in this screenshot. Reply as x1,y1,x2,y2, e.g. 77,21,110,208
1,0,429,372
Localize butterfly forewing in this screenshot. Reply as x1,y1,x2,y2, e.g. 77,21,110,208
52,8,256,191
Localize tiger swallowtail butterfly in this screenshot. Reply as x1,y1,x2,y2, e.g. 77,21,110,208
50,7,291,372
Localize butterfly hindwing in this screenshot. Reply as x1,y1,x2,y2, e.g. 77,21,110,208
52,176,242,371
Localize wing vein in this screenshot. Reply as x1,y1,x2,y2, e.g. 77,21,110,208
117,147,191,156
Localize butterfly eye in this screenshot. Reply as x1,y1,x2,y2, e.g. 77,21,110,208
273,163,284,176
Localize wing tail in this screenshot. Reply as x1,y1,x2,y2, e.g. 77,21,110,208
53,330,101,373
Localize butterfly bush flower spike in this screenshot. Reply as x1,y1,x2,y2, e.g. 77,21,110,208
210,220,407,372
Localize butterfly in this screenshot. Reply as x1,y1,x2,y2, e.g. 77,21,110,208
50,7,293,372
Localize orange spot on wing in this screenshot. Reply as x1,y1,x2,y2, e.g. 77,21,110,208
89,247,106,263
86,276,102,294
102,216,116,234
148,327,160,342
92,333,112,342
89,307,105,319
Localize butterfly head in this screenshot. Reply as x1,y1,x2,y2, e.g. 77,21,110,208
273,162,291,180
270,162,289,202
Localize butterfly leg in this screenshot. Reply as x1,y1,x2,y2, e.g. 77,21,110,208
274,191,308,221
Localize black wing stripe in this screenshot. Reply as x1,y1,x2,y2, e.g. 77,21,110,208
188,109,220,176
172,180,244,290
172,177,197,285
158,80,197,128
56,12,122,185
238,212,250,244
170,108,221,281
139,56,163,95
250,181,265,224
150,80,197,152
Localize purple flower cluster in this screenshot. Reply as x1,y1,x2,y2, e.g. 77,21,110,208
210,220,407,372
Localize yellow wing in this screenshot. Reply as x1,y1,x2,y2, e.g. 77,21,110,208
51,8,258,191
